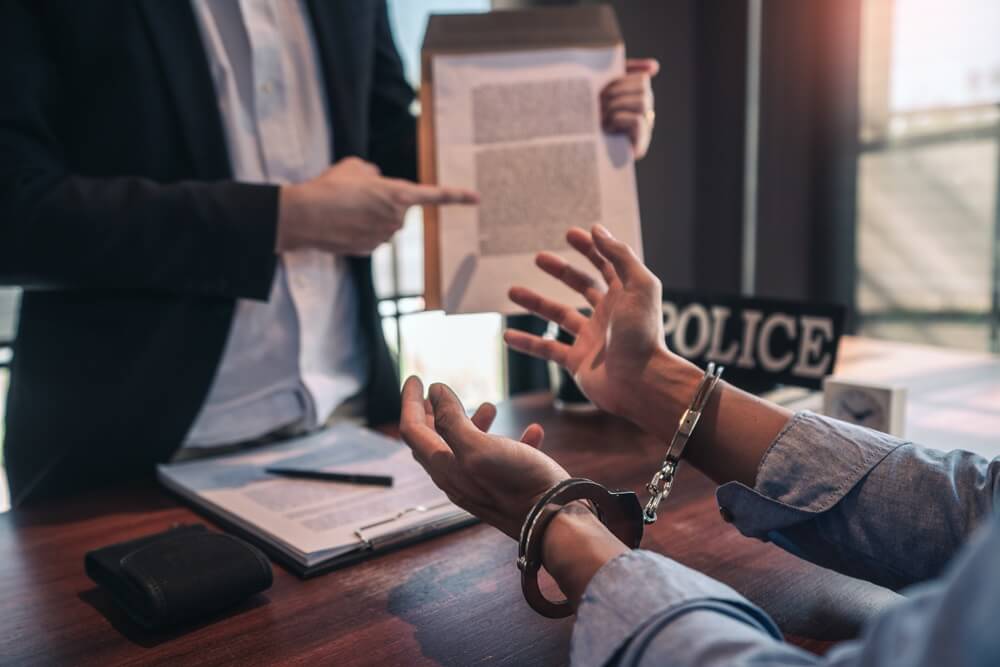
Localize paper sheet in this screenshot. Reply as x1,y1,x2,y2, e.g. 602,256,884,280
158,424,467,567
432,45,642,314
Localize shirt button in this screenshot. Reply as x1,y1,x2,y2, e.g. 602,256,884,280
259,81,274,95
718,506,734,523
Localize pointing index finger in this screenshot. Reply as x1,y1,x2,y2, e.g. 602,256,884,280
398,182,480,207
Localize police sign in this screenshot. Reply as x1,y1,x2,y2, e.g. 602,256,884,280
662,291,846,391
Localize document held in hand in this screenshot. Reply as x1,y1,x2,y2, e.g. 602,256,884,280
420,6,643,314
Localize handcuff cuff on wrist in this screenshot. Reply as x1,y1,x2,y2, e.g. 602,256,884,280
516,362,724,618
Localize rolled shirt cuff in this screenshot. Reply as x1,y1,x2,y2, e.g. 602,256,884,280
716,411,905,539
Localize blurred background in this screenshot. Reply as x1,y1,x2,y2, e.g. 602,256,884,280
0,0,997,471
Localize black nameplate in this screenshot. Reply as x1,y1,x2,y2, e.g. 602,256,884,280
662,290,846,391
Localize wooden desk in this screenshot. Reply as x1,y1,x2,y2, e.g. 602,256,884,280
2,337,996,666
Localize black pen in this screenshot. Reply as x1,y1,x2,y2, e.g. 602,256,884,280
265,467,394,487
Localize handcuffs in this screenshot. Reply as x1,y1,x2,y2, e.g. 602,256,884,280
516,362,724,618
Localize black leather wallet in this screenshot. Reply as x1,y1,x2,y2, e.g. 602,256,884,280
85,524,273,630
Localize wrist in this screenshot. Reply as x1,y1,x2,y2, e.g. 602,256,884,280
621,348,703,439
541,502,628,607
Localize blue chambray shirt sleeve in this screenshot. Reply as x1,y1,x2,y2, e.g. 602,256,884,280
571,518,1000,667
568,412,1000,667
716,411,1000,589
570,550,812,667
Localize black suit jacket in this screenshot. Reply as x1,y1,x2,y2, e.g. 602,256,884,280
0,0,414,506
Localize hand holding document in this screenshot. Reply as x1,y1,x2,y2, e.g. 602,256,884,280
601,58,660,161
421,6,644,314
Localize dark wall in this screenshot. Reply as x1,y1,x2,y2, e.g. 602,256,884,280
615,0,861,311
610,0,698,289
691,2,748,293
755,0,861,312
612,0,749,293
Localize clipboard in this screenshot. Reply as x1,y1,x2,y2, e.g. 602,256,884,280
157,423,477,578
168,489,478,578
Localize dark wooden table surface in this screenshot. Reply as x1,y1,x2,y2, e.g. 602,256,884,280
1,391,911,666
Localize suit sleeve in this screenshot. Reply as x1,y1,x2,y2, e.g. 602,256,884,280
366,0,418,182
0,2,279,301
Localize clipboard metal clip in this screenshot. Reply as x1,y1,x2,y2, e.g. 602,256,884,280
354,500,453,550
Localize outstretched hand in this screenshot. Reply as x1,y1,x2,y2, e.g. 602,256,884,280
398,376,569,540
504,225,673,420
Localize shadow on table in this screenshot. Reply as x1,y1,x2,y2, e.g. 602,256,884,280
386,558,572,667
77,587,270,649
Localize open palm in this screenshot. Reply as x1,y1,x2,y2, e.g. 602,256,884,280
399,377,569,540
505,226,666,417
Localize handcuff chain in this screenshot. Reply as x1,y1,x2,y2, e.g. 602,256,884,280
641,363,723,524
642,459,676,523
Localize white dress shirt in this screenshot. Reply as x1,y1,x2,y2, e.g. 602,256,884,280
185,0,367,447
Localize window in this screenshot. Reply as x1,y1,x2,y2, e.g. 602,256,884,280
377,0,506,407
856,0,1000,352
